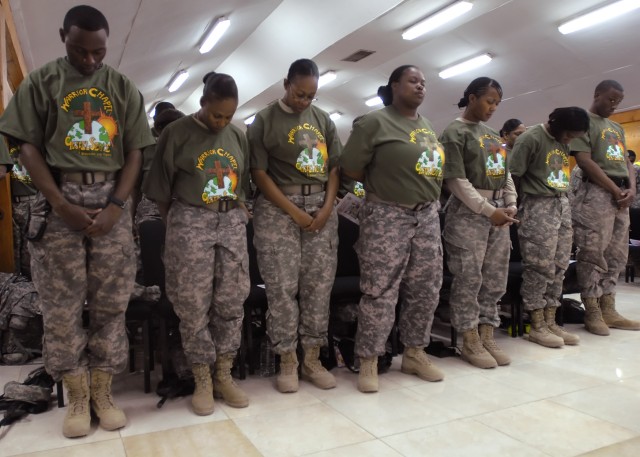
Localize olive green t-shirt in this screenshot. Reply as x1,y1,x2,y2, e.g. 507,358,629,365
249,101,341,185
144,115,249,206
0,138,10,167
440,119,508,190
8,143,37,196
0,57,154,172
510,124,571,196
570,111,628,178
340,106,443,204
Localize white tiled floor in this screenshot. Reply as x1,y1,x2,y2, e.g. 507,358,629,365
3,283,640,456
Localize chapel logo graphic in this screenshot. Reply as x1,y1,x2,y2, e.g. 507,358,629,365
602,129,625,161
546,150,570,189
197,148,239,203
414,132,445,178
61,87,118,157
480,135,507,178
295,131,328,177
9,145,32,184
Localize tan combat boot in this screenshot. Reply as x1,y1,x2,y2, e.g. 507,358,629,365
357,356,378,393
301,346,337,389
528,308,564,348
276,351,299,393
62,371,91,438
478,324,511,365
191,363,215,415
544,307,580,345
461,328,497,369
582,297,610,336
600,294,640,330
401,347,444,381
90,369,127,430
213,354,249,408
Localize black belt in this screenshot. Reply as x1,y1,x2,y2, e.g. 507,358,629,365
13,195,37,203
280,184,326,196
205,199,238,213
59,171,116,185
583,175,628,188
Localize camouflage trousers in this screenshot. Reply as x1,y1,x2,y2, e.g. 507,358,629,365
164,200,249,365
28,181,135,381
12,198,35,277
252,193,338,353
518,194,572,311
569,169,629,298
443,196,510,331
354,201,443,358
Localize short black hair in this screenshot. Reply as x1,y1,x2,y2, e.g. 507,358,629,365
63,5,109,35
458,77,503,109
500,118,523,137
202,71,238,101
547,107,590,137
153,102,175,121
377,65,418,106
628,149,636,162
286,59,319,82
595,79,624,95
154,109,185,133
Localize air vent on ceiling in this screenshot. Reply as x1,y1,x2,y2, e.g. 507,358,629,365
342,49,375,62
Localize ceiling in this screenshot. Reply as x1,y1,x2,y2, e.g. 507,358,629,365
8,0,640,141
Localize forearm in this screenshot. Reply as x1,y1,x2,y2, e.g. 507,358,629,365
627,160,637,193
445,178,496,217
251,169,304,218
20,143,67,209
112,149,142,202
576,153,620,196
342,168,364,182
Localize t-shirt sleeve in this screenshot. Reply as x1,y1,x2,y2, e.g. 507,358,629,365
248,113,269,171
570,133,591,155
340,116,374,171
508,133,533,177
440,127,467,179
325,116,342,169
121,79,155,152
239,131,251,202
143,129,175,204
0,75,47,148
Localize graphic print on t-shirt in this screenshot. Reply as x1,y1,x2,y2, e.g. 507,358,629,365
546,149,570,189
61,87,118,157
479,134,507,178
602,128,625,161
196,148,239,203
9,145,31,184
289,124,328,177
413,130,445,178
353,181,365,197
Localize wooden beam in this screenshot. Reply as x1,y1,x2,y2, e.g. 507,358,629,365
1,0,26,80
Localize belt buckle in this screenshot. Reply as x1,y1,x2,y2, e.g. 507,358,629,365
492,189,501,200
82,171,95,185
218,199,230,212
301,184,311,196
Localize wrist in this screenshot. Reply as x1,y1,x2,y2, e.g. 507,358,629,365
107,195,126,210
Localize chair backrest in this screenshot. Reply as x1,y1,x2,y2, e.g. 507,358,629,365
509,224,522,262
138,219,166,291
336,215,360,277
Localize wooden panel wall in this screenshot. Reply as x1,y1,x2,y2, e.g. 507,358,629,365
0,0,27,273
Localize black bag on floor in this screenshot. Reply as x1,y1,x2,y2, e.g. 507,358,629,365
0,367,54,428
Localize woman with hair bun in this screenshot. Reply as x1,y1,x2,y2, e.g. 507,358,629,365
500,118,526,151
341,65,446,393
510,107,589,348
145,71,251,415
440,77,518,370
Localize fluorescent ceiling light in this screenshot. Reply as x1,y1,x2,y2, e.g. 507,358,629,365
199,17,231,53
244,114,256,125
148,104,157,119
365,96,383,107
168,70,189,92
329,112,342,121
318,71,337,88
438,54,492,79
403,1,473,40
558,0,640,34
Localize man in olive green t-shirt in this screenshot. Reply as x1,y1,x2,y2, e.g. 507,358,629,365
569,80,639,335
0,6,154,438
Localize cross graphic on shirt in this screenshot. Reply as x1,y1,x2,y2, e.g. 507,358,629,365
72,101,102,134
299,133,316,152
206,159,233,189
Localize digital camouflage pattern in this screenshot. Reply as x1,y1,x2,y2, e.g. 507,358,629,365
443,196,510,331
252,193,338,354
354,201,443,358
164,200,249,365
569,167,629,298
28,181,135,381
518,195,572,310
12,200,34,277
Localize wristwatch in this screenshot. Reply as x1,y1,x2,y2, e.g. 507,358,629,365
108,195,126,209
